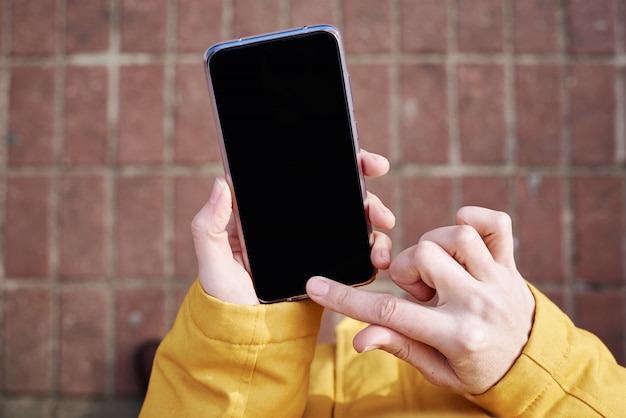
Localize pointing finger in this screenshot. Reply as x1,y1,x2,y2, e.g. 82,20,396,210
306,277,452,348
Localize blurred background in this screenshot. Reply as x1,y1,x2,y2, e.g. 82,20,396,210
1,0,625,416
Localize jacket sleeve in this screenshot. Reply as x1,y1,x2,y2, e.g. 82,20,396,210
139,279,324,418
469,283,626,417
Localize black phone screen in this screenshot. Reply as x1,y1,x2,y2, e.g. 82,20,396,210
207,29,375,302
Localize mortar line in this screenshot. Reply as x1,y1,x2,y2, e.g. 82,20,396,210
502,0,518,228
6,161,626,177
557,0,576,319
163,0,177,328
334,0,344,32
389,0,400,165
622,149,626,364
0,0,12,406
503,0,516,166
389,0,403,251
48,0,68,412
223,0,234,40
280,0,289,29
615,0,626,165
615,0,626,364
4,50,626,68
104,0,121,398
4,163,224,177
446,0,462,219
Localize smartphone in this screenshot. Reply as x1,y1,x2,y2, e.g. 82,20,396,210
204,25,376,303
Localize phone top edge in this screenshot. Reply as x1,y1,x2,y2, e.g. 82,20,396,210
203,24,341,64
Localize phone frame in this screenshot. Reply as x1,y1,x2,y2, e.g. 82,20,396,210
203,25,375,303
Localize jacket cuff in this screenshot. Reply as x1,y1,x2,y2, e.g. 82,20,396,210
467,283,572,416
187,279,324,345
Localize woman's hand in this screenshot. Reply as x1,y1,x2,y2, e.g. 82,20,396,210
191,149,395,305
306,207,536,394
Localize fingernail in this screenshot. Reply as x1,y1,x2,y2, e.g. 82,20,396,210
209,178,225,204
361,345,380,353
307,277,329,296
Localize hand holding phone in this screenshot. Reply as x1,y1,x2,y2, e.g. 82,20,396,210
204,25,392,303
192,150,395,305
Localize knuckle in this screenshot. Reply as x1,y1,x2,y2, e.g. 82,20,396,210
332,283,353,309
411,240,439,263
454,224,481,248
191,214,208,238
459,326,488,354
372,294,401,325
388,340,413,362
465,290,500,321
372,231,392,249
494,211,513,233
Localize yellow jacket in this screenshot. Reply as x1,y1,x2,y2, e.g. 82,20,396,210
140,281,626,417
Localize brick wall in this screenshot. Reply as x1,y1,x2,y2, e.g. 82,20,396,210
1,0,625,416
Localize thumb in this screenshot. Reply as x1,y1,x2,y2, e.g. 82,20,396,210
191,177,234,269
353,324,459,389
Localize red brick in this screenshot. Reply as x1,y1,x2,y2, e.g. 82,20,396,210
115,288,165,395
461,176,510,212
456,0,503,52
65,0,110,52
515,65,562,165
177,0,222,53
174,64,221,164
457,64,505,163
515,175,564,282
63,66,108,165
349,64,390,157
59,175,107,280
5,177,51,278
120,0,167,52
118,65,164,164
233,0,281,38
513,0,559,53
289,0,335,27
8,67,56,165
59,288,107,395
11,0,56,55
173,176,215,279
573,177,623,284
576,291,625,365
567,0,615,54
343,0,392,53
400,0,447,53
400,63,448,164
569,65,615,165
3,288,51,393
401,177,453,248
116,176,165,279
